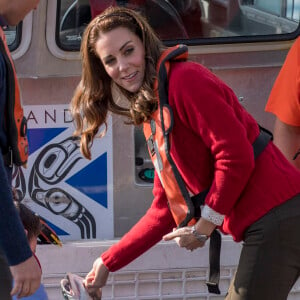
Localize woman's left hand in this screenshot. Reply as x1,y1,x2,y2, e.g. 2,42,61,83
163,226,206,251
83,257,109,299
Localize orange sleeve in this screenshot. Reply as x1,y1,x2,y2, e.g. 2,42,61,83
265,37,300,126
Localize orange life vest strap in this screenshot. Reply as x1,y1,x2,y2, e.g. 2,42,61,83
144,44,196,228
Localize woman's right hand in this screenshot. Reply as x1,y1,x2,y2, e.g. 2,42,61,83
84,257,109,299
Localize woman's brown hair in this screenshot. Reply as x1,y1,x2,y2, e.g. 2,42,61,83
71,6,165,159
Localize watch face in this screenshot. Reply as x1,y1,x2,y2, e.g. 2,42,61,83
192,226,208,242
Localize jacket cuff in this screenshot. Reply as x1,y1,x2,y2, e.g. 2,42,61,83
201,205,224,226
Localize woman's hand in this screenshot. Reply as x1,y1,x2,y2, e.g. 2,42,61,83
84,257,109,299
163,218,216,251
163,226,206,251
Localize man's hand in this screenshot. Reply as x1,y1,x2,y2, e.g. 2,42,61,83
10,255,42,298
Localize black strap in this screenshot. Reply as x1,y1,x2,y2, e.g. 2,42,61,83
253,126,273,159
191,188,208,218
191,126,272,294
206,229,221,294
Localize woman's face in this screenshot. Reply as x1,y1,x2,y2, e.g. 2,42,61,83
95,26,146,93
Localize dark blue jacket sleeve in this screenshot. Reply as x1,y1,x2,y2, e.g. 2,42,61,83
0,49,32,266
0,155,32,265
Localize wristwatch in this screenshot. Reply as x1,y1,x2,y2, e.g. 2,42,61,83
191,225,209,242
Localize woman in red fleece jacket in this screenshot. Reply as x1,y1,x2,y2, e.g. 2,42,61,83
70,6,300,300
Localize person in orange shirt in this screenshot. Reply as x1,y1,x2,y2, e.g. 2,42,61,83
265,36,300,169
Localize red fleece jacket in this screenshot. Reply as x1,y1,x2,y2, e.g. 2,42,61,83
101,61,300,272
